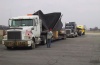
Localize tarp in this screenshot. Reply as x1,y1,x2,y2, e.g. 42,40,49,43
33,10,48,31
33,10,63,31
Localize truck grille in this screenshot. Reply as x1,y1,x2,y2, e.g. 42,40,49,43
66,30,70,34
7,31,21,40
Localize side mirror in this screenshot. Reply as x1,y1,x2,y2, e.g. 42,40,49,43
8,19,11,27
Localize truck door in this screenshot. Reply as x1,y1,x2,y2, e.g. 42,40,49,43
32,18,40,37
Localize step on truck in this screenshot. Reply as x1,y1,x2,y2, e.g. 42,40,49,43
2,10,66,49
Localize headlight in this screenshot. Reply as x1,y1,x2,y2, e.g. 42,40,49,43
3,35,7,39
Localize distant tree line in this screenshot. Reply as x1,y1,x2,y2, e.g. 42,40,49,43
90,27,100,31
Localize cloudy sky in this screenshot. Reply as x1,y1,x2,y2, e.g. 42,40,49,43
0,0,100,28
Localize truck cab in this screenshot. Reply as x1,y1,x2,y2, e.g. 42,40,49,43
65,22,78,38
2,15,42,49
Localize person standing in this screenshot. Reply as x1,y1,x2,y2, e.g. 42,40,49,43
47,29,53,48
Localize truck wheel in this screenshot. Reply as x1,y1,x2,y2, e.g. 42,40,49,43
7,47,12,50
30,41,35,49
83,32,85,35
78,32,82,36
72,35,75,38
80,33,82,36
41,36,47,45
75,35,78,37
62,35,67,40
43,37,47,45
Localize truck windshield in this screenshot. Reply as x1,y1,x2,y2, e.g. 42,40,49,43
10,19,35,27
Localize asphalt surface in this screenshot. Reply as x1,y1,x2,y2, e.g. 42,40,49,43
0,33,100,65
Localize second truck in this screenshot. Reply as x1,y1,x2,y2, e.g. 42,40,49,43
65,22,78,38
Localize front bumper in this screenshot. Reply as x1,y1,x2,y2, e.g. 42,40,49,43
67,34,74,37
2,40,32,47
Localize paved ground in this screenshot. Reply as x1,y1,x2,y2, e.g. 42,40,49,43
0,33,100,65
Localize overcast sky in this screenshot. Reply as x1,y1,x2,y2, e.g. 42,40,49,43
0,0,100,28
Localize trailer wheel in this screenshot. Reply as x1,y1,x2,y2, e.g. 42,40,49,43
79,33,82,36
62,35,67,40
41,36,47,45
43,37,47,45
78,32,82,36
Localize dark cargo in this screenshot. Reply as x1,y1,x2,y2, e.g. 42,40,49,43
33,10,63,31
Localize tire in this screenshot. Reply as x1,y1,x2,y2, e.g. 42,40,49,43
7,47,12,50
83,32,85,35
72,35,75,38
30,44,35,49
79,34,81,36
75,35,77,37
41,35,47,45
71,34,75,38
62,35,67,40
78,32,82,36
80,33,82,36
30,42,35,49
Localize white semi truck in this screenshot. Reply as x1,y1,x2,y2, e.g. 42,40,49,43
2,10,65,49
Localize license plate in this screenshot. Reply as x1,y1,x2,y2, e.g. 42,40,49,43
5,41,27,46
16,41,27,46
